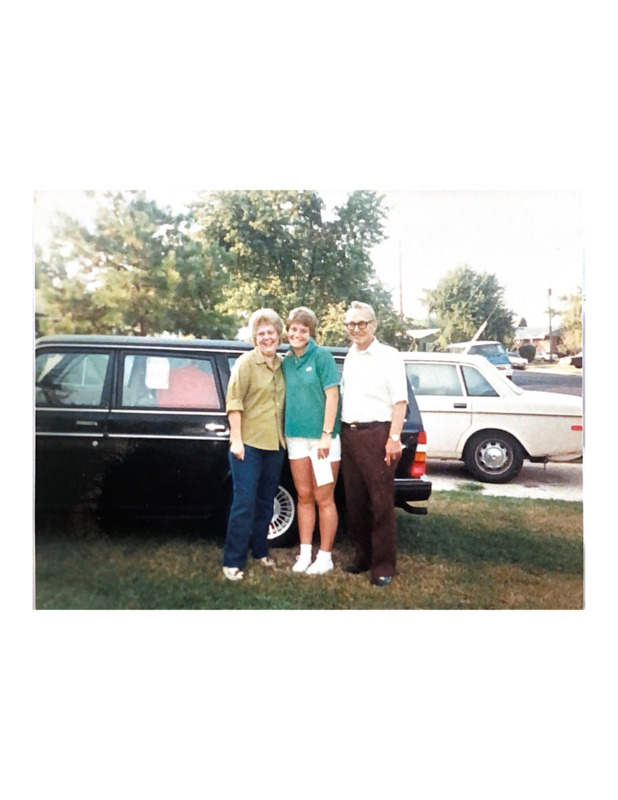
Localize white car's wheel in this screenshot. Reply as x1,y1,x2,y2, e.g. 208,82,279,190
464,431,524,483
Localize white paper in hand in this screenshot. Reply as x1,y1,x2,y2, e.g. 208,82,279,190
309,445,334,486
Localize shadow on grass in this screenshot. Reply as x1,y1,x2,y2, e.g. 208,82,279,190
397,511,583,575
35,513,228,551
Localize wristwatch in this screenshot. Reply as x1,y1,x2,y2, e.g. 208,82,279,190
390,434,400,442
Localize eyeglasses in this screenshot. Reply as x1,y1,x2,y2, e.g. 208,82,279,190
345,320,373,331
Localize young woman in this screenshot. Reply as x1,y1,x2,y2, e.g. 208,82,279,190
222,309,286,581
281,307,341,575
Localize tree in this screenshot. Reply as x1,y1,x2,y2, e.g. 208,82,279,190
38,192,237,337
37,189,410,346
559,286,583,353
422,265,516,349
191,189,401,335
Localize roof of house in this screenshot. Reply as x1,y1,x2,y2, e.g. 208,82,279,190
515,325,564,339
407,328,441,339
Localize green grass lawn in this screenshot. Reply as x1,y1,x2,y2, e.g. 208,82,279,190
35,492,583,610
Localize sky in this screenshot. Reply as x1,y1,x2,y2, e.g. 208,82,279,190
370,190,582,327
34,188,583,330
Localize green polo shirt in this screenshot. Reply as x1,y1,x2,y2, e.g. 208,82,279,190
226,348,285,450
281,338,341,439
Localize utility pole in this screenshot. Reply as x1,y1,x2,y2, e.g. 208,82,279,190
548,288,553,363
398,240,404,318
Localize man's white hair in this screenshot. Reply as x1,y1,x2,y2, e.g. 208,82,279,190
347,301,376,321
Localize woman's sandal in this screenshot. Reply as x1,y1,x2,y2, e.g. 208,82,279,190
223,567,244,581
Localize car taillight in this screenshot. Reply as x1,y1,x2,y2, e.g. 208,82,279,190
571,424,583,431
411,430,427,477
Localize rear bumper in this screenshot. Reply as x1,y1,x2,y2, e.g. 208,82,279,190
395,476,432,512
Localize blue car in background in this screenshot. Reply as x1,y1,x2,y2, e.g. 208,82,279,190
446,340,513,378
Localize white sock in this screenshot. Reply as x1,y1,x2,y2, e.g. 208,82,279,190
315,550,333,565
299,544,312,559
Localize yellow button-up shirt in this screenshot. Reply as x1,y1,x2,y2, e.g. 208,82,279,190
226,348,286,450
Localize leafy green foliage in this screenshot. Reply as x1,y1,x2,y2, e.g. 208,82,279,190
519,344,536,362
423,265,516,349
38,189,411,344
192,189,393,329
38,192,237,337
559,285,582,353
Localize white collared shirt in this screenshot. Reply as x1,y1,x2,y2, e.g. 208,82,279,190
341,338,408,423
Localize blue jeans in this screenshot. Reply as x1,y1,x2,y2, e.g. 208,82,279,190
223,445,285,569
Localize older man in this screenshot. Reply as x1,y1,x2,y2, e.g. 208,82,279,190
340,301,408,586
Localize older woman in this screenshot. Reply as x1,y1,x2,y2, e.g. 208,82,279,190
222,309,286,581
281,307,341,575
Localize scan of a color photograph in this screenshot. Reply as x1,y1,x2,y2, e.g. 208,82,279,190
34,189,583,610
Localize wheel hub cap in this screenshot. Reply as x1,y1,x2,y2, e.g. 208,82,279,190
479,442,509,471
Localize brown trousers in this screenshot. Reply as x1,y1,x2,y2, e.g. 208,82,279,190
341,423,400,578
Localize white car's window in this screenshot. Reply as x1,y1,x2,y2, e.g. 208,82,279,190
36,351,110,407
121,354,221,410
461,365,499,397
406,363,463,396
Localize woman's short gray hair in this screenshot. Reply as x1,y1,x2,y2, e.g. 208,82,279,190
248,308,284,341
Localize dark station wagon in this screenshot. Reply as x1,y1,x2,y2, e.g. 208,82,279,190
35,335,432,546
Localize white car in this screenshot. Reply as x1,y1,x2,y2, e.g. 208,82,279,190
404,351,583,483
508,351,527,370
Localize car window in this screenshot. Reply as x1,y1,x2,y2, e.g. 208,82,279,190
36,350,111,407
461,365,499,397
121,354,222,410
471,344,495,357
405,363,463,396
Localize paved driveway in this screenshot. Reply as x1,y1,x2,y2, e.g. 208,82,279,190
426,459,583,502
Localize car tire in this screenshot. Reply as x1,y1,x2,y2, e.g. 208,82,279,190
463,430,524,483
267,483,299,548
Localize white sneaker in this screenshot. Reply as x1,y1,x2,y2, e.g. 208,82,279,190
223,567,244,581
305,559,333,575
258,556,276,568
292,555,312,573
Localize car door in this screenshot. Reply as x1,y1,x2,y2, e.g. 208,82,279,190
104,347,231,517
35,345,114,513
405,361,473,457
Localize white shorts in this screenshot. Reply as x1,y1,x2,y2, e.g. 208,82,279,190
286,434,341,462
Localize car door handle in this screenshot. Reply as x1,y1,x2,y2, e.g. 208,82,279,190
453,403,467,409
76,420,99,426
205,423,228,433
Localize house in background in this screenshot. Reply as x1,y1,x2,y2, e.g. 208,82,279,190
514,325,565,357
407,328,441,352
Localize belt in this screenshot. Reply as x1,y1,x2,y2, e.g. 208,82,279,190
342,421,389,430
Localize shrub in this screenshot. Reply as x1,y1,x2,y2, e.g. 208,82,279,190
519,344,536,363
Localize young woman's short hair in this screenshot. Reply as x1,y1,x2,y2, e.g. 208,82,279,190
286,306,318,339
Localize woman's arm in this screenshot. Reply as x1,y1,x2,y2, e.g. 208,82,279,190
228,410,244,460
317,386,339,458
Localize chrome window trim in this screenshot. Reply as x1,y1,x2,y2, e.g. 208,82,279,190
35,431,106,438
39,342,249,356
107,433,229,441
36,406,110,413
110,409,228,416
